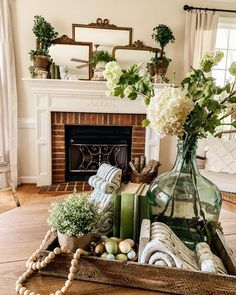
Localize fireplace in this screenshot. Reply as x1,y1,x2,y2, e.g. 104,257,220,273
52,111,146,185
65,125,132,181
24,79,161,186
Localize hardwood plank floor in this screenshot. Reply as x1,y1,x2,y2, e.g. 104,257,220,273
0,184,67,213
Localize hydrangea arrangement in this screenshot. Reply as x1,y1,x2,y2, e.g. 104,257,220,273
104,51,236,141
147,87,194,137
48,193,101,237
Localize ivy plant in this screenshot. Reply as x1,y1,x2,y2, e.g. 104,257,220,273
91,51,115,69
32,15,58,51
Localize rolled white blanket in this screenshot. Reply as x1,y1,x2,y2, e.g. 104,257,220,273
88,175,118,193
100,181,118,194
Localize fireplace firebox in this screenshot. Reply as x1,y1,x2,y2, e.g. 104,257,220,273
65,125,132,181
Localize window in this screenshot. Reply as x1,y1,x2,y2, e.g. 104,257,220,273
212,17,236,87
212,18,236,136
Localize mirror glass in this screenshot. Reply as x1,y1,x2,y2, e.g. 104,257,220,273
112,42,160,70
48,35,92,80
72,19,132,53
115,49,154,69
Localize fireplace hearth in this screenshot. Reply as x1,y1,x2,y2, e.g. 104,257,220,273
65,125,132,181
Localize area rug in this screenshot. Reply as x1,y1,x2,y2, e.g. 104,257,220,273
39,182,92,194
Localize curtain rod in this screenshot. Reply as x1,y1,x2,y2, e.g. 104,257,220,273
183,4,236,14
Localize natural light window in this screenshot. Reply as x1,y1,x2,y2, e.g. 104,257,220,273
212,17,236,87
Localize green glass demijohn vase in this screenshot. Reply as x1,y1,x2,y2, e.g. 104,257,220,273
147,137,222,250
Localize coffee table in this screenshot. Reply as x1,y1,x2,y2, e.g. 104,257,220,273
0,196,235,295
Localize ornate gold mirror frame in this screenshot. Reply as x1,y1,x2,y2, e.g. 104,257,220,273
72,18,133,53
112,40,160,69
48,35,93,80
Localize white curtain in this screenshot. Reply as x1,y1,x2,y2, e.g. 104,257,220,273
184,11,219,75
0,0,18,187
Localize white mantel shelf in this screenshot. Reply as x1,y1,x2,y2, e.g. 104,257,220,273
23,78,160,186
22,78,146,114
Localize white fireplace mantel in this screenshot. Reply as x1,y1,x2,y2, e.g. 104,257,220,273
23,78,160,186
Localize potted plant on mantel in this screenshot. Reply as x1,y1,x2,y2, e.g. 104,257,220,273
48,193,101,252
149,24,175,81
91,50,115,80
29,15,58,77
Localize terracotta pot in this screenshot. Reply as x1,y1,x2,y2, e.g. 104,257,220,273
57,231,93,252
154,59,169,76
33,55,49,71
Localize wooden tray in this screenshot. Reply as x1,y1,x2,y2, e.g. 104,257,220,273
40,230,236,295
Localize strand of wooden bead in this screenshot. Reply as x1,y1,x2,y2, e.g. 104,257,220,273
15,229,88,295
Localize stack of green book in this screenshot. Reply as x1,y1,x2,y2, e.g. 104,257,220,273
113,182,150,242
49,63,60,79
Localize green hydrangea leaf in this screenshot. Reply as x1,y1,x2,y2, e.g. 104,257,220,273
142,119,150,127
229,96,236,103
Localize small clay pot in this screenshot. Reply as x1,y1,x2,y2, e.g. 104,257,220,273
33,55,49,71
57,231,93,253
154,59,169,76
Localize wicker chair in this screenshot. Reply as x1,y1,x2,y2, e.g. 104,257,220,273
197,130,236,205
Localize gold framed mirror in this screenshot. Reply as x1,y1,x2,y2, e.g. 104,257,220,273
112,40,160,70
72,18,132,53
48,35,93,80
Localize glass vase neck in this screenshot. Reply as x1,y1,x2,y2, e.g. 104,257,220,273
172,137,199,174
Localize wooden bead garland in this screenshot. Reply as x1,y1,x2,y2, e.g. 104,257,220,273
15,228,88,295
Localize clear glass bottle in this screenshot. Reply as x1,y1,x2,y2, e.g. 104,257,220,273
148,138,222,250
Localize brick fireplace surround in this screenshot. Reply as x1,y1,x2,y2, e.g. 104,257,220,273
52,112,146,189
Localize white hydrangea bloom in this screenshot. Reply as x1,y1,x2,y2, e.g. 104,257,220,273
147,87,194,137
124,85,134,97
106,82,116,96
103,61,123,85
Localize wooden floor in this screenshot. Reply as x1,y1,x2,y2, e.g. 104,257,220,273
1,184,236,214
0,184,67,213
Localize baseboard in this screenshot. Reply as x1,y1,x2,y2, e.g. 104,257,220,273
19,176,37,184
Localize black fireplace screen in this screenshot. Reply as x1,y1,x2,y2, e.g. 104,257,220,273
65,125,132,181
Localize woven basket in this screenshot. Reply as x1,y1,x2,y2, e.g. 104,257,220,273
131,171,157,184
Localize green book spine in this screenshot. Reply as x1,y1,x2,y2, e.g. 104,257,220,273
139,194,150,229
54,65,60,79
49,63,55,79
113,191,121,237
120,193,134,239
133,193,140,242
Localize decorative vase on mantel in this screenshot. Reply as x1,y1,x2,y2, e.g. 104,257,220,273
92,61,107,81
147,136,222,250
